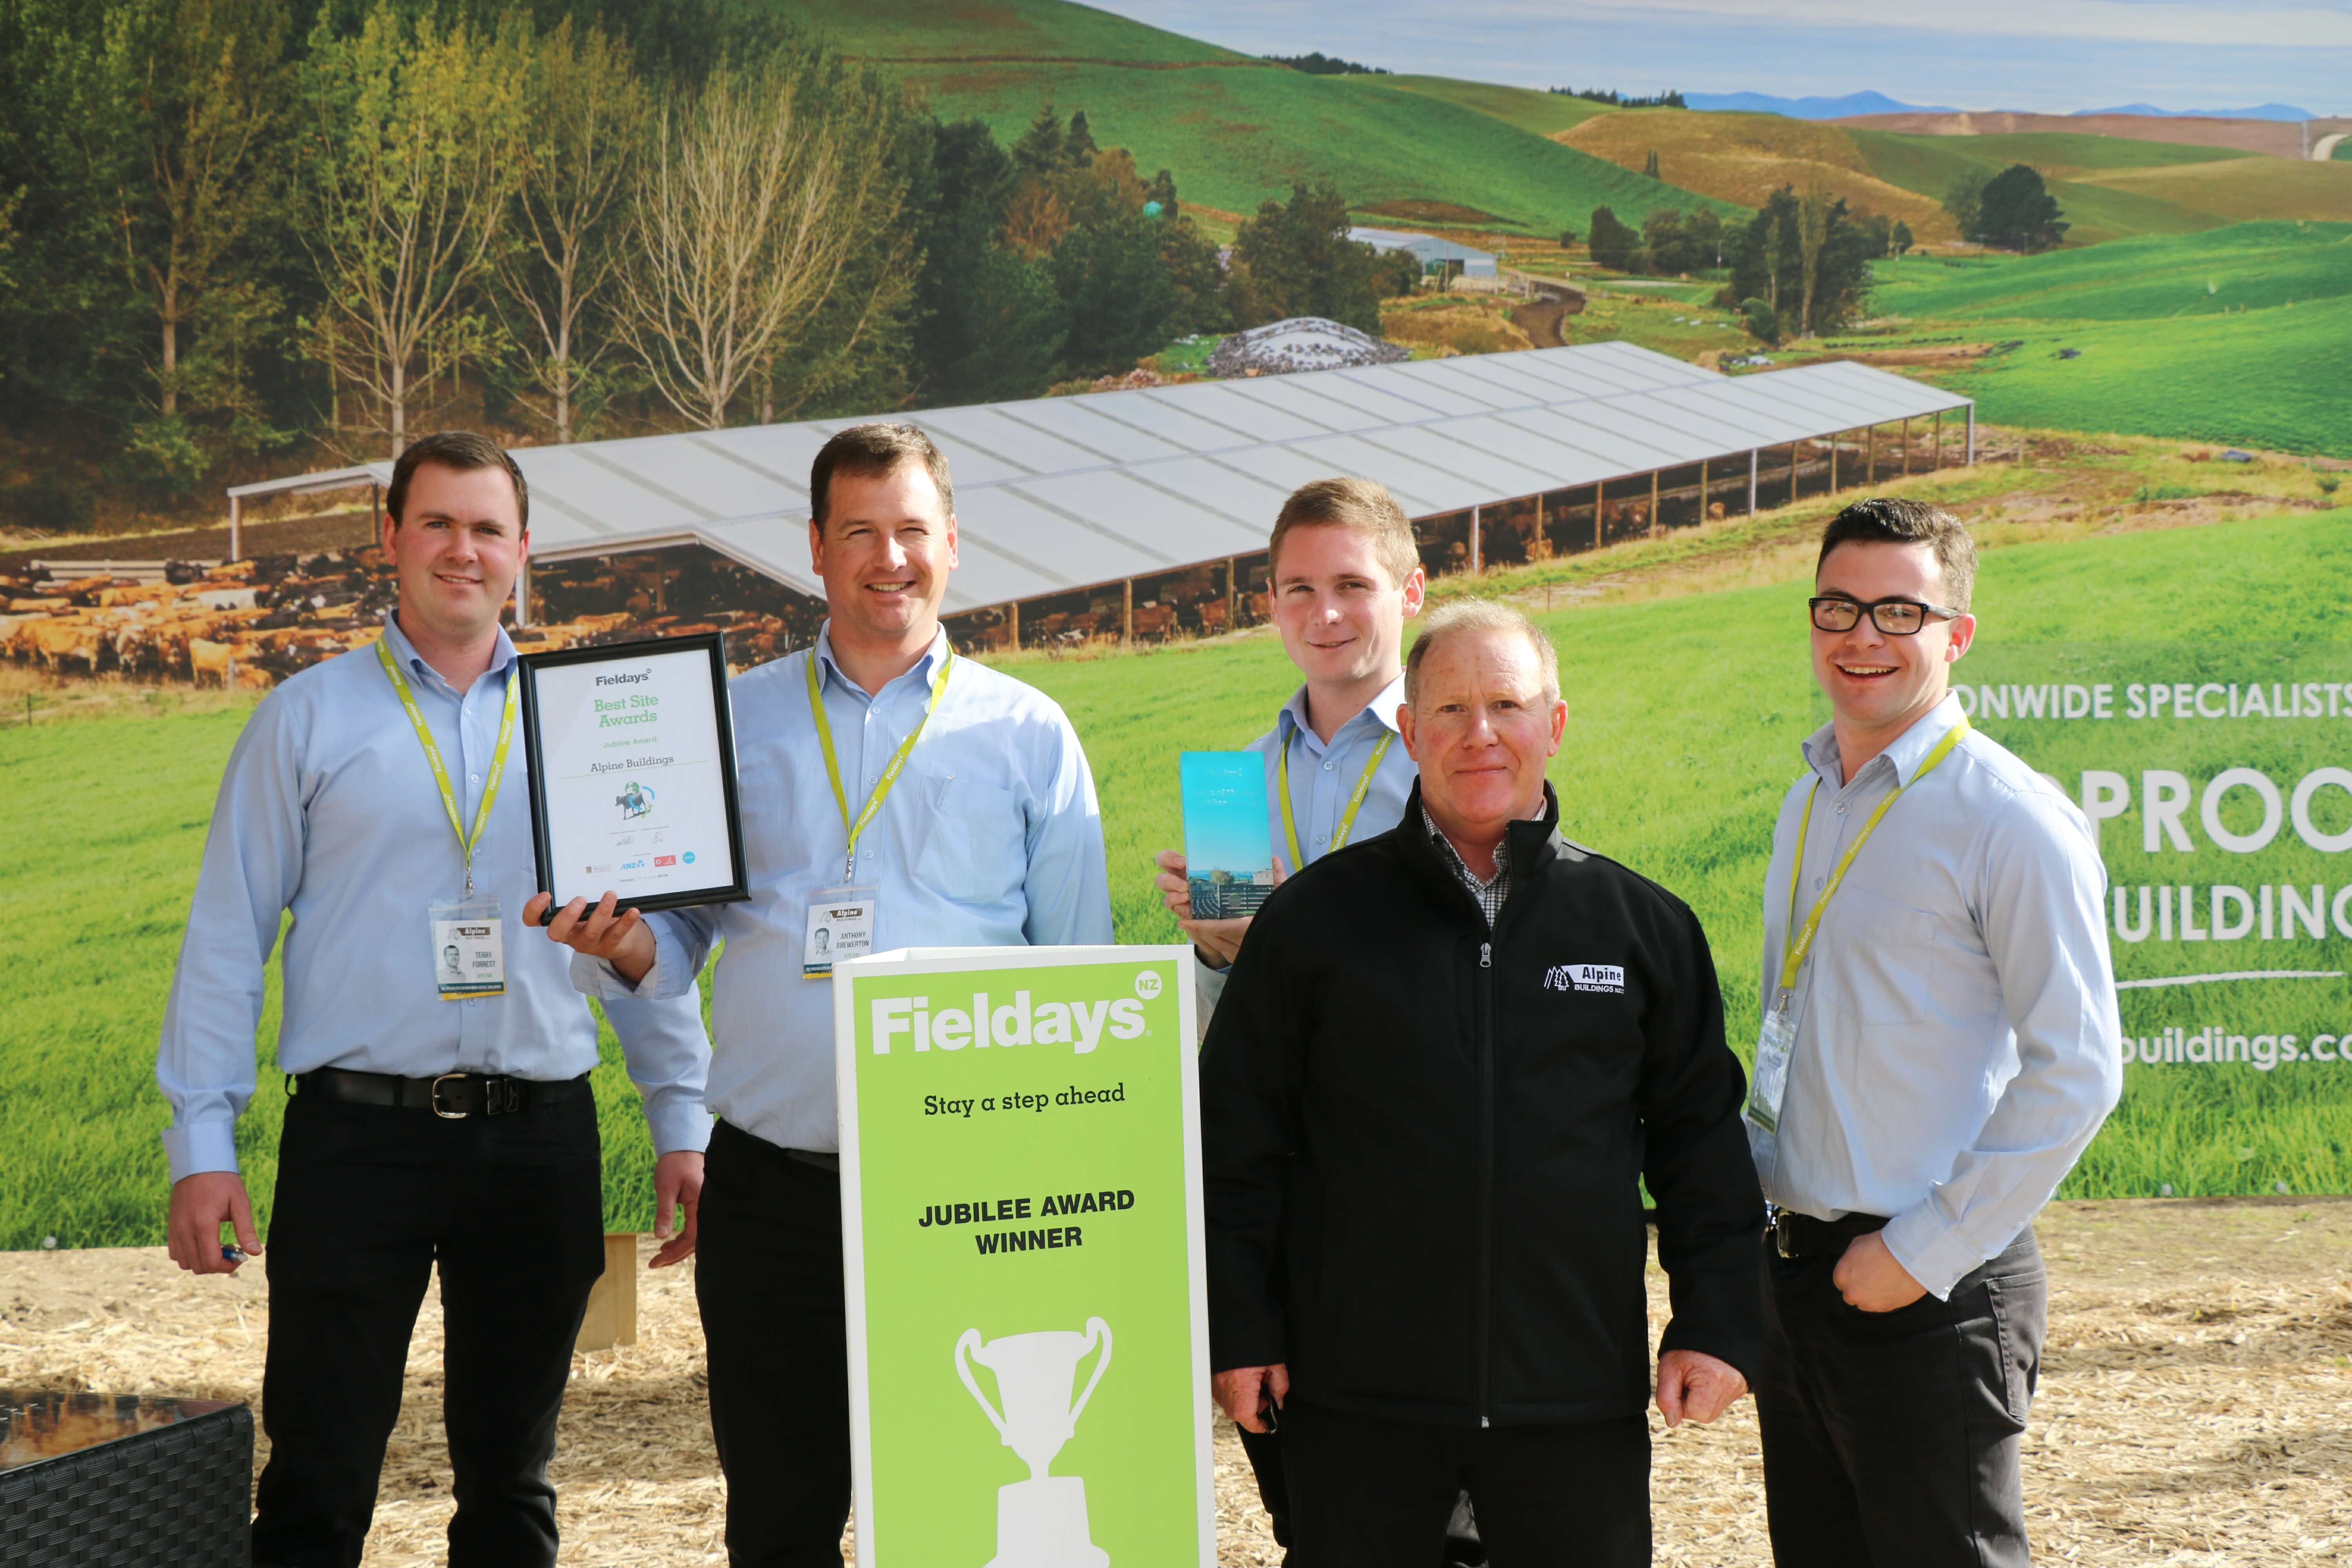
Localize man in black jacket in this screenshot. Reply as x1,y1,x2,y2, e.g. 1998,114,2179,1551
1201,599,1763,1565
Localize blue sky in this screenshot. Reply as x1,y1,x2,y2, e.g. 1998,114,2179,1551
1090,1,2349,117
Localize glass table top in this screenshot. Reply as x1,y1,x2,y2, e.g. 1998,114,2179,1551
0,1390,243,1474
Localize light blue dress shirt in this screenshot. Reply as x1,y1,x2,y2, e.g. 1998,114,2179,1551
156,613,714,1184
1194,673,1418,1022
575,624,1113,1153
1752,693,2123,1298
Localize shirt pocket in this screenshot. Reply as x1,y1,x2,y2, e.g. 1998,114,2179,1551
1821,885,1942,1025
909,769,1027,906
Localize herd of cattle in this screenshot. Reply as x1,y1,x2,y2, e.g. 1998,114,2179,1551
0,548,799,688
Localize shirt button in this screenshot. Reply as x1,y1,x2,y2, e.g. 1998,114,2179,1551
469,773,481,783
1323,762,1334,771
1814,876,1825,889
1316,835,1328,845
1835,804,1847,815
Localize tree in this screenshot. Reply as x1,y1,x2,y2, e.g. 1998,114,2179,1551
299,7,529,455
1942,169,1987,245
1726,187,1798,314
1224,183,1381,333
909,118,1063,403
1976,163,2067,252
1793,183,1833,338
1725,185,1875,339
1642,149,1660,179
1890,219,1914,257
1642,209,1693,274
1011,102,1066,178
1586,205,1642,271
615,44,907,430
496,16,644,444
1686,208,1726,270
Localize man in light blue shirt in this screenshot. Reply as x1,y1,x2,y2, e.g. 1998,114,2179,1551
1151,477,1448,1565
157,432,713,1567
1751,498,2120,1568
542,422,1112,1564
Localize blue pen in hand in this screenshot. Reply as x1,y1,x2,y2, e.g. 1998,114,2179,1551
221,1245,251,1265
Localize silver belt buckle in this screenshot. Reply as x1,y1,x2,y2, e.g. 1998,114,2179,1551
430,1072,470,1119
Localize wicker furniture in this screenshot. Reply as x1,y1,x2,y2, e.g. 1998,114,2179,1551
0,1391,251,1566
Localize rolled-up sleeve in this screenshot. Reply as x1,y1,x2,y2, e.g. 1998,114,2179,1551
570,907,717,1002
1883,788,2122,1298
157,697,307,1183
1019,712,1112,946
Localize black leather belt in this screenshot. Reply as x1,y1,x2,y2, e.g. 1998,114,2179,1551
296,1067,589,1119
1769,1207,1889,1259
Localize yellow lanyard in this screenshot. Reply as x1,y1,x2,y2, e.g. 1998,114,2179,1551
1278,728,1396,871
377,639,518,898
1778,718,1969,998
808,643,954,883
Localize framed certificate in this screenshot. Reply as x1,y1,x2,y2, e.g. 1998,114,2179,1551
517,632,751,918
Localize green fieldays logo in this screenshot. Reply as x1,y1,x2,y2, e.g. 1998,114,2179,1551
869,969,1160,1056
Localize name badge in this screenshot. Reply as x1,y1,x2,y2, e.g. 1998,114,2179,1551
431,898,506,999
804,887,878,979
1744,995,1797,1133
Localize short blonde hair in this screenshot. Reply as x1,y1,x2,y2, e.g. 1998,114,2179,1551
1405,598,1561,708
1268,477,1420,590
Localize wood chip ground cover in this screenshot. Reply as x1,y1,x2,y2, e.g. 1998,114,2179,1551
3,1200,2345,1564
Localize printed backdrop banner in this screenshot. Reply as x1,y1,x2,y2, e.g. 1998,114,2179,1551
1959,646,2352,1196
834,944,1213,1568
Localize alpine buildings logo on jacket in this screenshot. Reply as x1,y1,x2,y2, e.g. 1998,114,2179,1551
1544,963,1626,994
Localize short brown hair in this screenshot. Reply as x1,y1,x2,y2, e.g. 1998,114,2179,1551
387,430,527,531
1268,477,1420,589
1817,497,1977,610
810,422,954,532
1405,598,1560,708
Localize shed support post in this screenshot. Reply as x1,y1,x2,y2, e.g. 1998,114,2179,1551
1700,458,1709,521
1470,504,1482,575
1933,409,1944,470
1966,407,1976,465
1648,470,1660,534
1593,481,1605,549
1227,557,1239,628
1747,451,1758,516
228,495,241,563
515,559,531,627
1007,601,1020,649
1830,434,1839,492
369,482,381,533
1789,441,1800,506
1867,424,1878,485
1122,578,1134,644
1902,417,1912,475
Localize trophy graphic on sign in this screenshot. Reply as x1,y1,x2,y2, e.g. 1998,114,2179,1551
955,1318,1113,1568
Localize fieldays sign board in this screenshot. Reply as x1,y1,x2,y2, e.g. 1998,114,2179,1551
834,944,1213,1568
1959,645,2352,1196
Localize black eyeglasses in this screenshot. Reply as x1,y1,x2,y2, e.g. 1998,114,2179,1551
1808,595,1963,636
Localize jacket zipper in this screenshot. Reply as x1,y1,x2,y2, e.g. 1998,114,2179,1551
1476,937,1494,1428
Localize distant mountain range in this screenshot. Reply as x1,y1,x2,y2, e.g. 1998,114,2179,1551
1688,91,2319,123
2071,103,2314,122
1686,90,1952,119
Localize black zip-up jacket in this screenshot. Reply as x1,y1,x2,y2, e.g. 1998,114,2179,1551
1201,783,1764,1426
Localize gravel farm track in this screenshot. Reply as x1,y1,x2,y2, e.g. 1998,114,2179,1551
4,1198,2347,1565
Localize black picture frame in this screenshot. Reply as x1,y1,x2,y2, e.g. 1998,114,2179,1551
516,631,752,921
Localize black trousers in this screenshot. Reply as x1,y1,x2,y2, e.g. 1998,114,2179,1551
1757,1227,2048,1568
695,1120,853,1567
251,1083,606,1568
1280,1401,1649,1568
1243,1422,1486,1566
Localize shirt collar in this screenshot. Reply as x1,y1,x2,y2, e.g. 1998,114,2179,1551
814,621,949,702
1802,691,1969,789
1278,671,1408,751
379,609,517,697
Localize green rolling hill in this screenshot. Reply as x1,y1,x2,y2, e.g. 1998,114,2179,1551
1857,223,2352,457
780,0,1738,233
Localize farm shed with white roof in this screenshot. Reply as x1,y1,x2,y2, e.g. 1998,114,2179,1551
229,341,1972,651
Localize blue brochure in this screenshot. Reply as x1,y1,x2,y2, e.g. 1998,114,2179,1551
1180,751,1277,920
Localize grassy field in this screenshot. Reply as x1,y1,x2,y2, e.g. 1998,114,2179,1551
9,495,2348,1246
1843,222,2352,457
1339,74,1612,139
783,0,1735,235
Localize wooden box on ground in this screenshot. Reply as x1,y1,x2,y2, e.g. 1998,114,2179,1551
575,1233,639,1353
